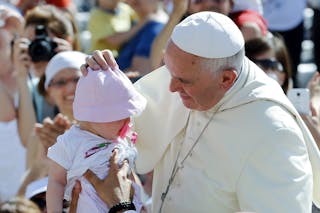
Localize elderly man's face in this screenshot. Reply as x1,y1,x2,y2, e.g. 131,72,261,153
164,42,226,111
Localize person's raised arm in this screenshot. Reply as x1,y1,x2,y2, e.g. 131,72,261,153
35,114,71,151
13,37,37,147
150,0,188,70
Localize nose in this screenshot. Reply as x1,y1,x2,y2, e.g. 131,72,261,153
64,80,77,92
169,77,180,93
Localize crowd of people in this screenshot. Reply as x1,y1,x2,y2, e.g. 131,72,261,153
1,0,320,212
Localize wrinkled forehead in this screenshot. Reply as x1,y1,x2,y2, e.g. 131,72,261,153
164,41,206,77
165,40,200,62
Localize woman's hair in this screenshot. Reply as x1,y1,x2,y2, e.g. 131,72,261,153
24,4,81,96
38,75,46,97
24,4,80,50
245,33,292,93
0,196,41,213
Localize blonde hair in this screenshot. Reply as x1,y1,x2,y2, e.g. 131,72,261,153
0,196,41,213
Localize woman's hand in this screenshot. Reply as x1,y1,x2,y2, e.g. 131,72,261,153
35,114,71,150
12,37,32,80
52,37,73,53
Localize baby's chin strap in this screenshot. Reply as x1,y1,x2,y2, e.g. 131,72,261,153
118,120,138,144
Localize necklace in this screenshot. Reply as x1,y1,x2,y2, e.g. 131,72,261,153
158,110,216,213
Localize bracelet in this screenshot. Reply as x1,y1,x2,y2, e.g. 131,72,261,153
108,201,136,213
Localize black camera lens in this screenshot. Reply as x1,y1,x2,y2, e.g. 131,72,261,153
28,25,57,62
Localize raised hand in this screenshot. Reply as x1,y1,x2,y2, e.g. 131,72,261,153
35,113,71,150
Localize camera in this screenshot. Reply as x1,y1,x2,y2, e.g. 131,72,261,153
28,25,57,62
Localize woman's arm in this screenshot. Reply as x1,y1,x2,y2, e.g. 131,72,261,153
35,114,71,151
0,84,16,121
150,0,188,70
13,37,37,147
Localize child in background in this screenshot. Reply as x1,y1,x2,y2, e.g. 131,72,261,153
46,67,146,212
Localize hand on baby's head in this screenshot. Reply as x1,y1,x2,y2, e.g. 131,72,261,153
73,67,147,124
80,50,119,76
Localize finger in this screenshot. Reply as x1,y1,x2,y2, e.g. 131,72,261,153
42,122,64,136
43,116,64,130
52,37,72,52
84,169,101,189
40,121,64,141
101,49,119,70
109,149,120,171
34,123,43,132
69,180,82,213
53,113,64,125
50,122,67,134
54,113,71,127
119,159,130,177
130,183,135,201
88,51,105,70
80,64,89,76
42,116,54,124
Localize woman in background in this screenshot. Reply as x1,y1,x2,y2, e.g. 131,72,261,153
245,33,292,93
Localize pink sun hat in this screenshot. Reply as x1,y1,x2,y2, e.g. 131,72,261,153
73,68,147,122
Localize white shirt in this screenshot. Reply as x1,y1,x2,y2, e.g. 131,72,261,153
0,119,26,201
48,125,142,212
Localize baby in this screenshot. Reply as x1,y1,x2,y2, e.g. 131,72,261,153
46,67,146,212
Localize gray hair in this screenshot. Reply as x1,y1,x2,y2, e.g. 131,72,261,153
200,47,245,75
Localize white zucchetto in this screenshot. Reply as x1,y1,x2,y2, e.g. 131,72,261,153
171,11,245,59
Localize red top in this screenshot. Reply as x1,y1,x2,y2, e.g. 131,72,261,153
230,10,268,36
46,0,72,8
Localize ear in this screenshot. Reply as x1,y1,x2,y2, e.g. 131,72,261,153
220,69,238,91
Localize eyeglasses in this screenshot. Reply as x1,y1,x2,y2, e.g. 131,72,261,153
252,59,284,73
49,76,80,88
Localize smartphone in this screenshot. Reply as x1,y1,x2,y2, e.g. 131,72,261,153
287,88,311,115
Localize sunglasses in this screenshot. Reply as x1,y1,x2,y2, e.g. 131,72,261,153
252,59,284,73
49,76,80,88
